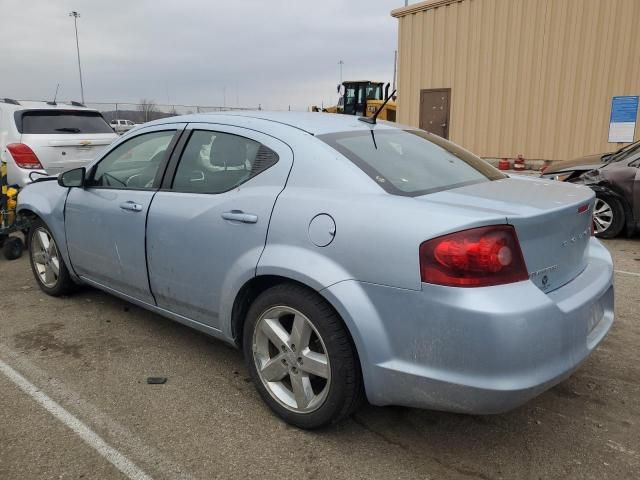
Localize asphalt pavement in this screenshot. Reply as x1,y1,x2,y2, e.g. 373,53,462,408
1,238,639,480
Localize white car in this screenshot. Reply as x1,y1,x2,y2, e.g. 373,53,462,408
110,118,137,134
0,98,117,187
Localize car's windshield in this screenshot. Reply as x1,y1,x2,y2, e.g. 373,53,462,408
318,129,505,196
17,110,113,134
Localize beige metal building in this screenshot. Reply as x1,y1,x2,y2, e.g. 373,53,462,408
392,0,640,163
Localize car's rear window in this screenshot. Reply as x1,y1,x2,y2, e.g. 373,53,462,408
16,110,114,134
318,129,505,196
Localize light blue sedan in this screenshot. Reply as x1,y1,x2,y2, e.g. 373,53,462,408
17,112,614,428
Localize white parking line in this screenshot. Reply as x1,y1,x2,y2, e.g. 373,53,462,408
0,358,153,480
615,269,640,278
0,344,196,480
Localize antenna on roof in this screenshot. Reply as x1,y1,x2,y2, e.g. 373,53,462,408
358,89,396,125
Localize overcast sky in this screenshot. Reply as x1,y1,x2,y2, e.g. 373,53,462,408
0,0,401,111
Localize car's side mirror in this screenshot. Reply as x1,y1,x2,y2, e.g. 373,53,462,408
58,167,86,188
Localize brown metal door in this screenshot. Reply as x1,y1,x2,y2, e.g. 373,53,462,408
420,89,450,138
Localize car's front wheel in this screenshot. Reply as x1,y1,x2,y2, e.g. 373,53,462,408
593,194,625,238
29,220,76,296
243,283,363,429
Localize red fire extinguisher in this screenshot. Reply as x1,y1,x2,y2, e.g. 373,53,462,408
513,154,526,171
498,158,511,170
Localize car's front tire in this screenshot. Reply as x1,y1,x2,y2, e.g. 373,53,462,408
593,193,625,238
243,283,363,429
28,219,76,296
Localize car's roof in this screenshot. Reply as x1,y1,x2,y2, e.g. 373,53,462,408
143,111,406,136
1,100,96,112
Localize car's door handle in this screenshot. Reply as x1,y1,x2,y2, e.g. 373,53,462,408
221,210,258,224
119,201,143,212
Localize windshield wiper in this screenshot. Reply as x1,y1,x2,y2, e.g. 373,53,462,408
55,127,81,133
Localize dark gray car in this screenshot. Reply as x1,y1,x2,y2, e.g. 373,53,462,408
542,141,640,237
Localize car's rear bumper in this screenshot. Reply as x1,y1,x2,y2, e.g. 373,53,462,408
322,238,614,413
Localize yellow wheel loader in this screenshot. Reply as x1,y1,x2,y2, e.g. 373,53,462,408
312,81,397,122
0,158,29,259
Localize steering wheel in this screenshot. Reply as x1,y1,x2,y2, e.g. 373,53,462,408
101,172,127,187
125,173,155,189
123,150,165,188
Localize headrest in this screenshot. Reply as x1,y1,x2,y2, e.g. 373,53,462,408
210,135,247,168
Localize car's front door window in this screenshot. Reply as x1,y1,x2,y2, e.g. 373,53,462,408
89,130,175,189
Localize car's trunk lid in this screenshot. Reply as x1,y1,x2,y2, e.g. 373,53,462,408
420,176,594,292
20,133,115,175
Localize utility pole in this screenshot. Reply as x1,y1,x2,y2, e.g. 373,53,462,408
338,60,344,86
68,11,85,104
393,50,397,92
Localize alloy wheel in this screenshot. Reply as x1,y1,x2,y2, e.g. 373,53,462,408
252,306,331,413
593,198,613,234
31,227,60,288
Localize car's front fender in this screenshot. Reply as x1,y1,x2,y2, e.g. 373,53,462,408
587,183,635,233
17,181,78,280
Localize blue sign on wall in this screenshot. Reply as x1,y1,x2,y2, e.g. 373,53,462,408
609,96,639,143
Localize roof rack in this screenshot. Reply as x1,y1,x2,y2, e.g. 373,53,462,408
1,98,20,105
69,101,86,107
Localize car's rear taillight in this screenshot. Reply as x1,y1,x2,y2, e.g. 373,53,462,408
6,143,43,169
419,225,529,287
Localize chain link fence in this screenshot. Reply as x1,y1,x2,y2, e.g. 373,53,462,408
85,102,258,124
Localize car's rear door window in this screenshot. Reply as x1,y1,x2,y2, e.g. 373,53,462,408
318,129,505,196
16,110,113,134
170,130,278,194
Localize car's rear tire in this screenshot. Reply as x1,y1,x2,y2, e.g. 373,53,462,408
242,283,364,429
593,194,624,239
28,219,76,296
